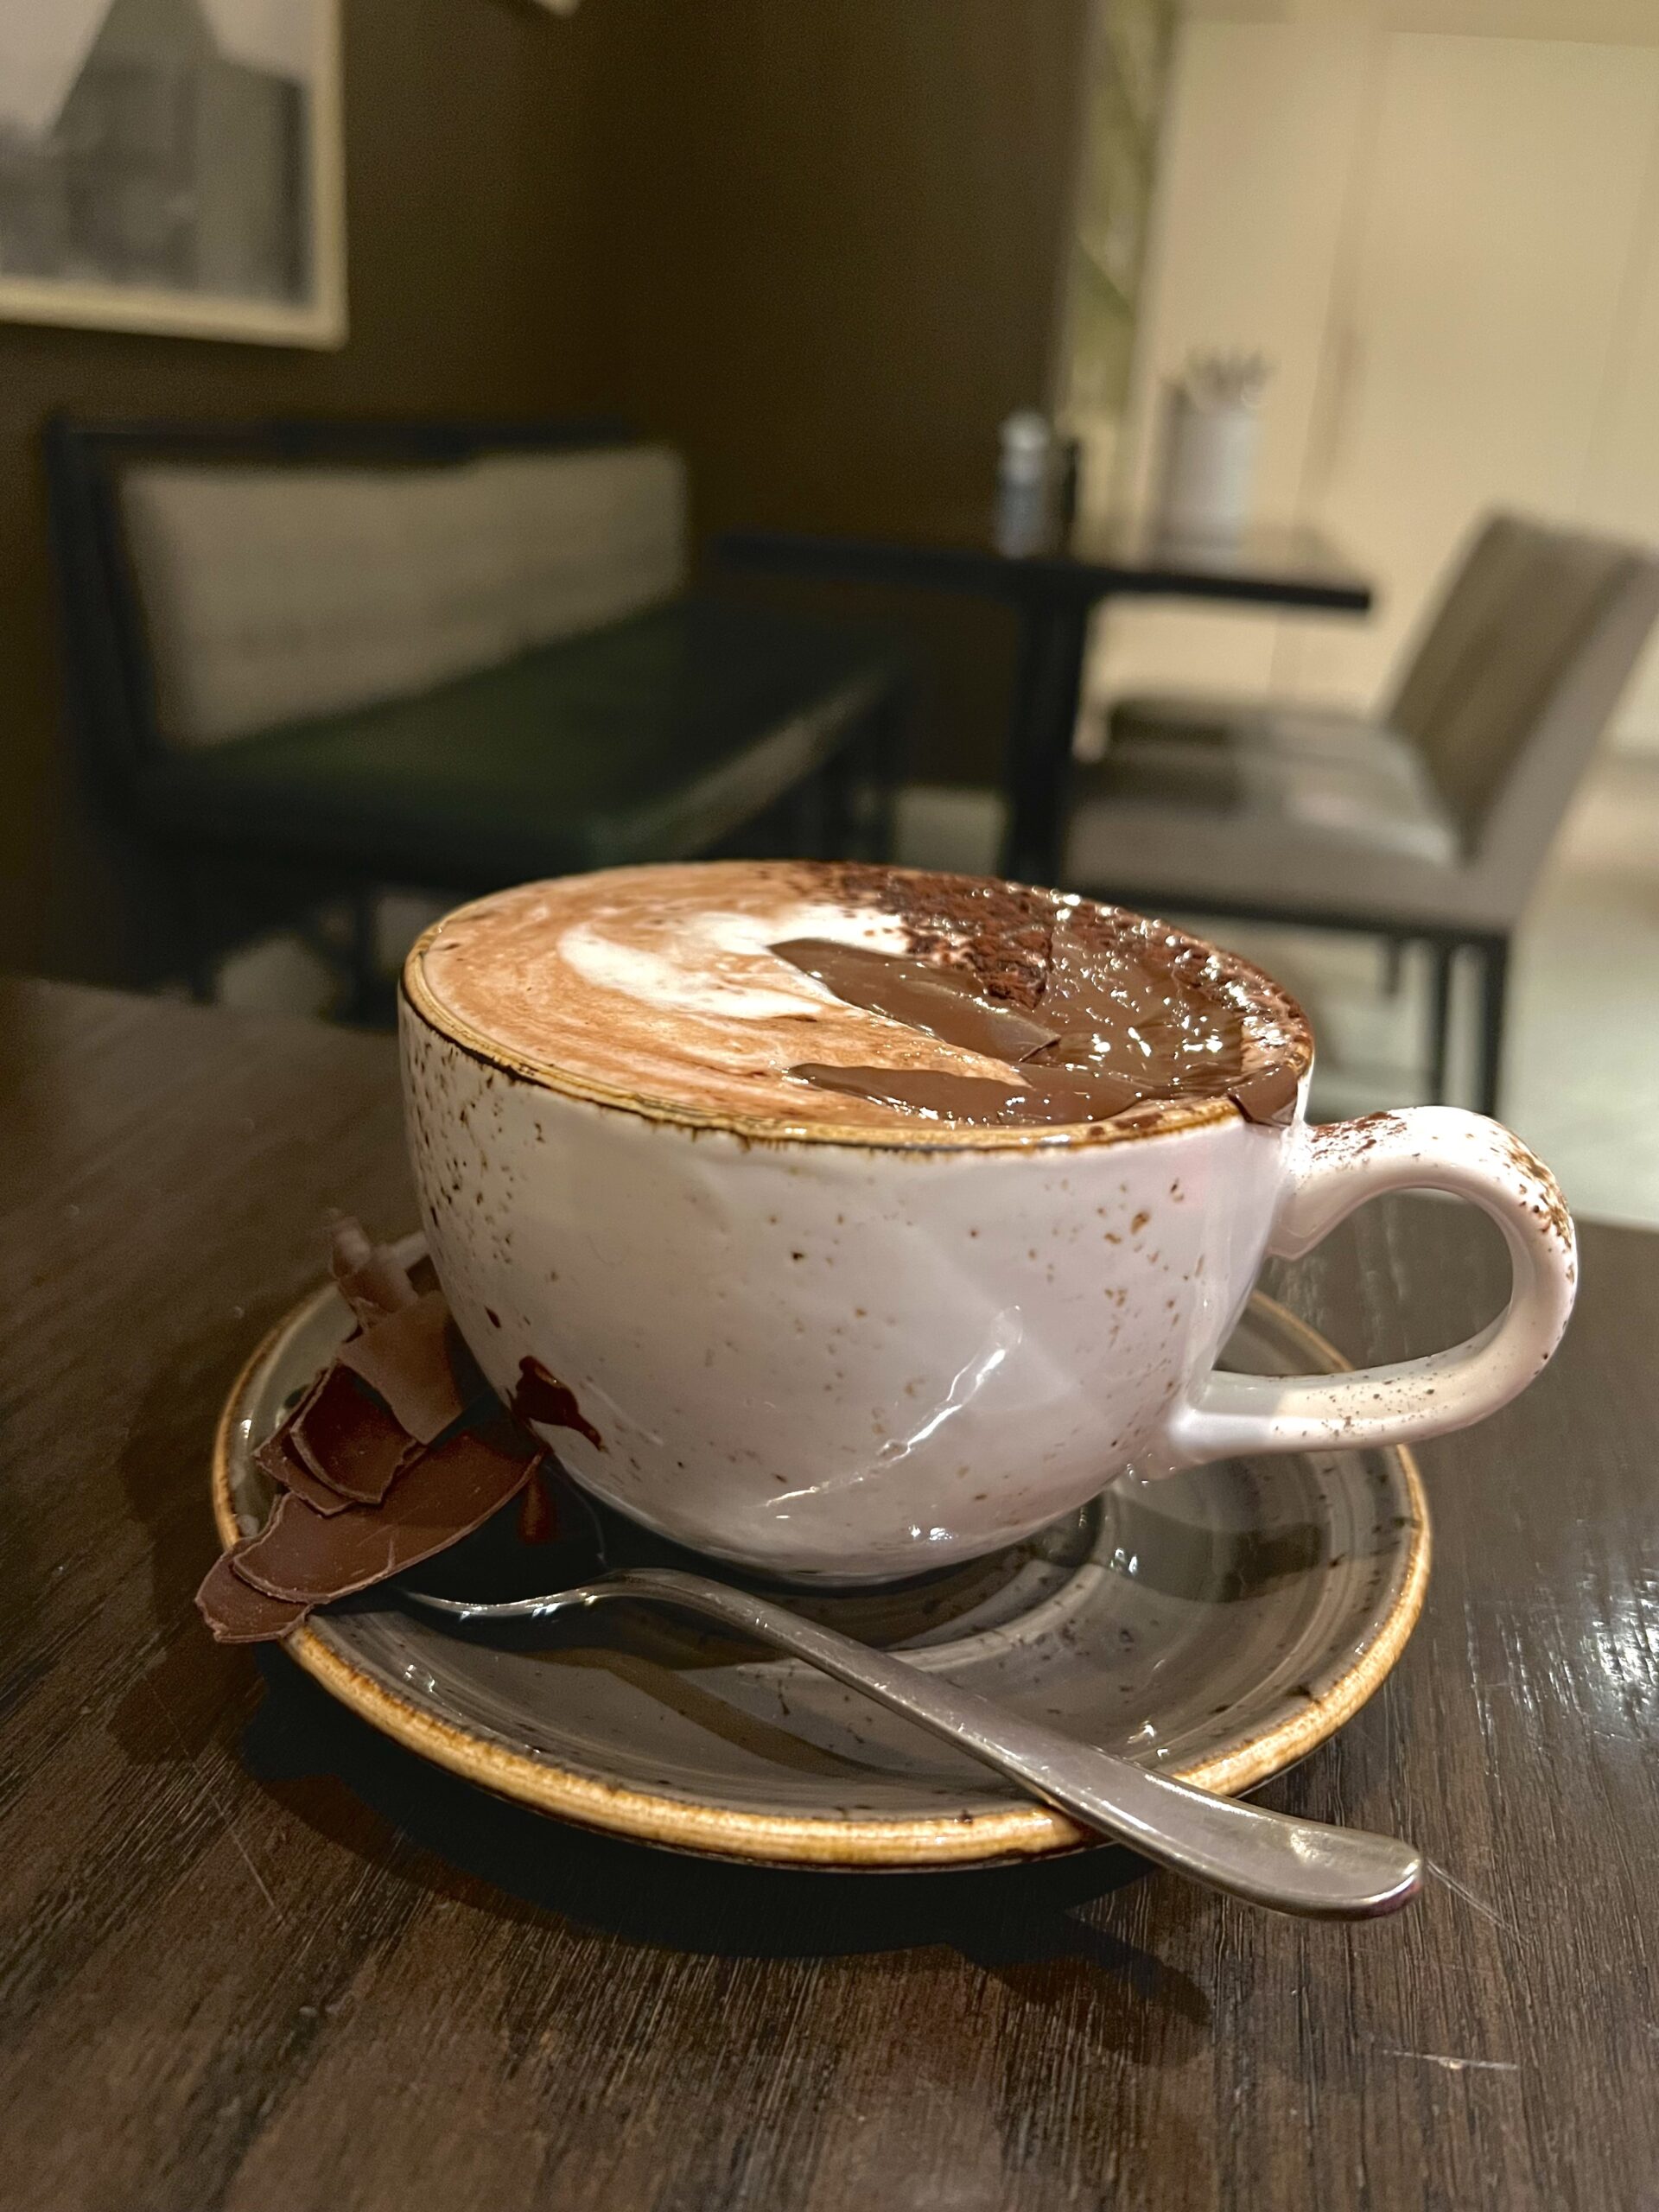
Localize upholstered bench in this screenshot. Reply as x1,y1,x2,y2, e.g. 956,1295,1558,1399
48,421,903,1001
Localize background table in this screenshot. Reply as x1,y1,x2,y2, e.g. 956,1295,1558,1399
3,981,1655,2212
719,514,1374,883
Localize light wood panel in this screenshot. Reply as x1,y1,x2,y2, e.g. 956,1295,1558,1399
1295,33,1659,704
1104,18,1659,758
1090,21,1375,711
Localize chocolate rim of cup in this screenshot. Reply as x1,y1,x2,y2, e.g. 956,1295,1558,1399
400,918,1310,1154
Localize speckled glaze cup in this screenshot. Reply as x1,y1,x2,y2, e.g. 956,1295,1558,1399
401,929,1577,1583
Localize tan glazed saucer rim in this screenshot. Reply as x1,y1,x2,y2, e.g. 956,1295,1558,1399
211,1281,1429,1870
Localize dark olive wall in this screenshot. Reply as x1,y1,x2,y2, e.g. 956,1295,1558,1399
602,0,1093,787
5,0,1090,983
1,0,622,982
606,0,1089,515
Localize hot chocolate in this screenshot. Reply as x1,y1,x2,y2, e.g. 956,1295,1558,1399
411,861,1312,1135
404,861,1573,1580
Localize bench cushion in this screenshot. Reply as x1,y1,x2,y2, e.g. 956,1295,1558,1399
120,445,687,748
140,597,894,885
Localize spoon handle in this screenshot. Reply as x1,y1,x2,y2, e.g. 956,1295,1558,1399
601,1567,1421,1918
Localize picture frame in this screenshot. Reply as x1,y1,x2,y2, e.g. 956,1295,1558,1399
0,0,346,350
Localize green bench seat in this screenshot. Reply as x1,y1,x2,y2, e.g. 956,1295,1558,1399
140,594,899,887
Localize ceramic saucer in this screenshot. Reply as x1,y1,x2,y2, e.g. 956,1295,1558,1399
211,1276,1428,1868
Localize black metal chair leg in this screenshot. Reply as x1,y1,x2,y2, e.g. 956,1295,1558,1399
173,857,217,1003
872,725,899,865
1427,940,1454,1104
818,742,858,861
346,887,380,1025
858,683,907,862
782,772,819,859
1476,934,1510,1120
1000,601,1094,887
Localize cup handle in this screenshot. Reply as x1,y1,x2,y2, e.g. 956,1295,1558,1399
1163,1108,1578,1465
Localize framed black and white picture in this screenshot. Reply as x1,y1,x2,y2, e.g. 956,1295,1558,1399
0,0,345,347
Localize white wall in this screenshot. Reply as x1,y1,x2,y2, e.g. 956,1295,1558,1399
1097,15,1659,752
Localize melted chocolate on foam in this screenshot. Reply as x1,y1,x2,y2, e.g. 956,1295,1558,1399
414,861,1310,1133
772,867,1305,1127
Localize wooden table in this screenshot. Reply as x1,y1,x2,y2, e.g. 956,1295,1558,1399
3,980,1654,2212
718,513,1373,885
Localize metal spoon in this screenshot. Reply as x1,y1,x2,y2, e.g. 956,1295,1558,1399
402,1563,1421,1918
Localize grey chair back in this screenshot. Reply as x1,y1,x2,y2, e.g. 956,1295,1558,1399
1385,511,1659,913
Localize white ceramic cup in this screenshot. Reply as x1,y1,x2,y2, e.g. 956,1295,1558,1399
401,926,1577,1583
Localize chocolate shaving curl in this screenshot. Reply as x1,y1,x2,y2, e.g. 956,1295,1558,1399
199,1221,569,1645
289,1365,426,1505
254,1424,353,1517
331,1216,419,1328
194,1555,309,1644
335,1290,482,1446
231,1414,542,1604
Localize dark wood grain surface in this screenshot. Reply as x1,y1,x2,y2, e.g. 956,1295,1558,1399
2,979,1655,2212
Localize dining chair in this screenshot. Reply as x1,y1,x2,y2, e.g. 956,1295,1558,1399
47,416,905,1012
1065,512,1659,1114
